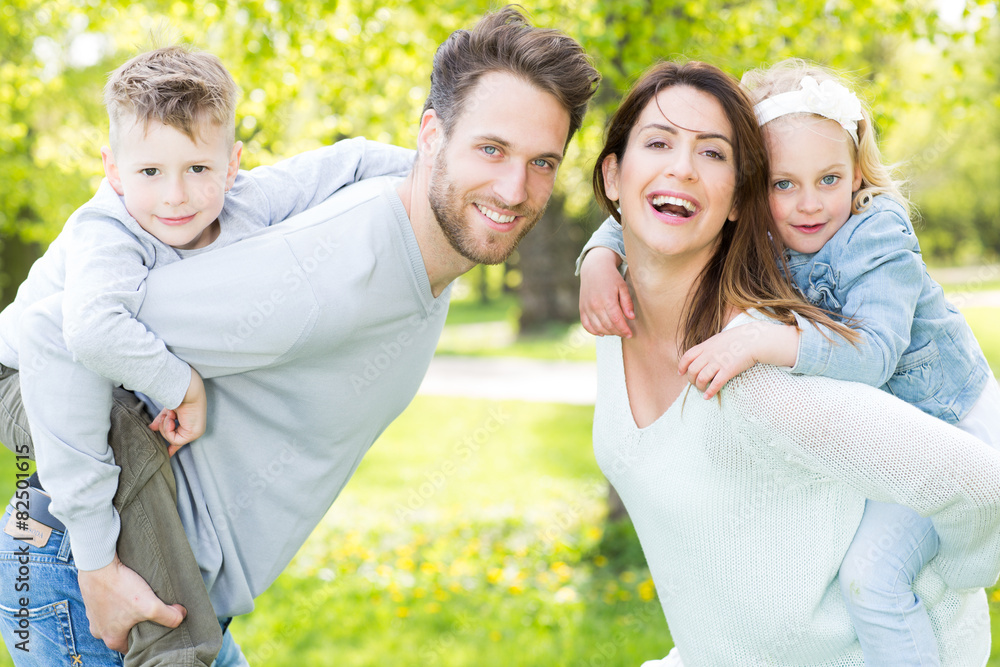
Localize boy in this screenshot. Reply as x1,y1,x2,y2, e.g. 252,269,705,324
0,46,411,665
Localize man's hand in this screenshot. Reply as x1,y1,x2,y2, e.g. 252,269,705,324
679,322,800,399
579,247,634,338
149,366,207,457
77,553,186,653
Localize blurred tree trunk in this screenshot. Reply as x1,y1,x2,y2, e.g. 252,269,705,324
0,234,41,311
516,194,588,332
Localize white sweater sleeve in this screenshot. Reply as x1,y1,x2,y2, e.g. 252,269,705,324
723,363,1000,591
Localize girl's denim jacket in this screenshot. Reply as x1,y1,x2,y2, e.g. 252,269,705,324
784,195,989,423
577,195,990,423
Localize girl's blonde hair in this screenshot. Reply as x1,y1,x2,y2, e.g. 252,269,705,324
741,58,909,218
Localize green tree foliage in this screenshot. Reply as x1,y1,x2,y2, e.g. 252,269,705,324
1,0,997,311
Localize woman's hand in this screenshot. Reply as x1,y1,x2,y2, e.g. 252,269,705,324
579,247,634,338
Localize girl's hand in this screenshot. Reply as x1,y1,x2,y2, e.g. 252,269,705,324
679,322,800,399
579,247,634,338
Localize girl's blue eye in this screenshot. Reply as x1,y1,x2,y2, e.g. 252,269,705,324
141,168,159,177
774,180,792,191
821,175,839,185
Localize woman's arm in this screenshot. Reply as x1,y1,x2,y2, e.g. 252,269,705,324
725,364,1000,590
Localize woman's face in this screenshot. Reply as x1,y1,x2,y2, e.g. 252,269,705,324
602,85,738,264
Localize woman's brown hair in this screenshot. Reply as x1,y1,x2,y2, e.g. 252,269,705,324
593,60,858,352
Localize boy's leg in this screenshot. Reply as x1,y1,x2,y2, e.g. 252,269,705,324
108,388,224,667
0,363,32,458
839,499,940,666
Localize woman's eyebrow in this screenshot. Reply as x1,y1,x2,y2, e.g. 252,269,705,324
638,123,732,145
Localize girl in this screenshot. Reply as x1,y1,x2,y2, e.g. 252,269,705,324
579,59,1000,665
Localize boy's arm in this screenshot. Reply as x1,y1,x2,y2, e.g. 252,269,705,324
62,212,193,411
679,321,800,398
243,136,415,224
577,216,633,337
790,208,924,388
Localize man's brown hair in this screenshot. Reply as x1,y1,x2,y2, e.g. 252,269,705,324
422,5,600,148
104,45,239,150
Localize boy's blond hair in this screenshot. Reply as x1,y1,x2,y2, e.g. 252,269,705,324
104,45,240,151
741,58,909,218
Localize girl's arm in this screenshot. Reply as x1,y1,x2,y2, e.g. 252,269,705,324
577,216,633,337
726,363,1000,591
791,205,924,387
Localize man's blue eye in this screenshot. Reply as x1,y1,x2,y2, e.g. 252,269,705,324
483,146,498,155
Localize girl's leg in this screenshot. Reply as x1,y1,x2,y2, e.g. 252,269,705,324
839,499,940,666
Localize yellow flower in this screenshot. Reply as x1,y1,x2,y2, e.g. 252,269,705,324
396,607,410,618
991,590,1000,603
490,630,502,642
594,555,608,567
620,571,637,584
639,579,657,602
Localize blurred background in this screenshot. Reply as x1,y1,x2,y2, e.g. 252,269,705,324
1,1,998,664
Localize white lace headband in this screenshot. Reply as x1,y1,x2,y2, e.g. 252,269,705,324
753,76,864,145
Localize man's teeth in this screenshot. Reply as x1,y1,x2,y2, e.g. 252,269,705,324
476,204,516,224
650,195,696,214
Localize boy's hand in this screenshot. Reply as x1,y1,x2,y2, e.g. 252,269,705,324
149,367,207,457
579,247,634,338
679,322,800,399
77,553,186,653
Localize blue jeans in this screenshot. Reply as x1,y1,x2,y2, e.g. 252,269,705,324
0,507,248,666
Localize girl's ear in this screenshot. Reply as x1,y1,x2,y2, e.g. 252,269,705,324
852,162,863,191
101,147,125,195
602,154,621,202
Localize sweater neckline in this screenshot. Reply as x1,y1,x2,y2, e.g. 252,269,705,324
608,335,688,433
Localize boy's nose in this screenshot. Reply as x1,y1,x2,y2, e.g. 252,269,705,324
164,177,188,206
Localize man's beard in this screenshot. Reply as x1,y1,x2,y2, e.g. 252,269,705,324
427,151,545,265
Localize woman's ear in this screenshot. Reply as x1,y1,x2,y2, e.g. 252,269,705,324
602,154,621,202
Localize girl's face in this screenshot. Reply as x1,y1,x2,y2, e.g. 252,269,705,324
602,85,738,265
765,116,863,254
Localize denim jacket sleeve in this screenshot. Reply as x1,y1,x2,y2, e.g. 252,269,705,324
791,200,923,388
575,215,625,276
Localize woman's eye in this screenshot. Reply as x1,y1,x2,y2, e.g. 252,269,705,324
647,140,667,149
704,149,725,160
821,175,839,185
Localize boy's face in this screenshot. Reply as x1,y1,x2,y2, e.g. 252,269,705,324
102,116,241,250
765,116,863,254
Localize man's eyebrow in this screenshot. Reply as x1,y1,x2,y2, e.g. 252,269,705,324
474,134,564,162
638,123,733,145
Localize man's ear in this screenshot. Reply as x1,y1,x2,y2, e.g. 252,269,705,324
601,154,621,202
417,109,443,163
226,141,243,191
101,147,125,196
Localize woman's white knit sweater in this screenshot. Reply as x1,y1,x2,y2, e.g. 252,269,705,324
593,315,1000,666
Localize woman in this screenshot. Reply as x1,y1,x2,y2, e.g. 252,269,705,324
587,61,1000,665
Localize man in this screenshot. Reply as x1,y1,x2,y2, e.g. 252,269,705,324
0,6,599,665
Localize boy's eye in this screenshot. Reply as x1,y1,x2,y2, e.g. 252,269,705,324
190,165,207,173
141,168,159,177
820,175,839,186
774,180,792,191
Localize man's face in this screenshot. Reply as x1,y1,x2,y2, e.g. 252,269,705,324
426,71,571,265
